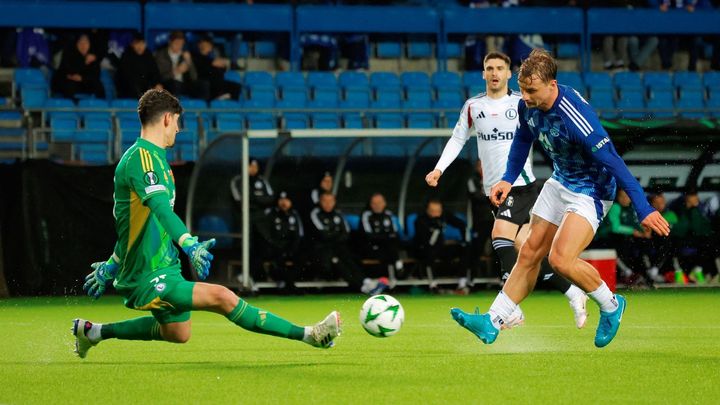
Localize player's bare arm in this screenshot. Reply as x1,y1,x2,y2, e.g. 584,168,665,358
425,169,442,187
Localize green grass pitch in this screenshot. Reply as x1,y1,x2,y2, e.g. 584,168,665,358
1,289,719,404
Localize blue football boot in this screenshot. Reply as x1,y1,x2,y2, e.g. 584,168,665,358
450,307,499,344
594,295,627,348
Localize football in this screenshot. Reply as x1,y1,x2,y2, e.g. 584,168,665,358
359,294,405,337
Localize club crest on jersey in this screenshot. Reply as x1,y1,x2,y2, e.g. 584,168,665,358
144,171,159,185
505,108,517,120
506,196,514,207
549,128,560,137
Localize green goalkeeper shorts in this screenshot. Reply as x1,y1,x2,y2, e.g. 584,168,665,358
123,267,195,324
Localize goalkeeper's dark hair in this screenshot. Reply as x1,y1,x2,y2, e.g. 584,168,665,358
518,48,557,84
137,89,183,126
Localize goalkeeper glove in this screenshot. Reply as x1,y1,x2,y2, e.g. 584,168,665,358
83,256,120,300
181,237,216,280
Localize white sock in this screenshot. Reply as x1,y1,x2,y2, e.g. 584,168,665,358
564,284,585,301
301,326,314,344
588,282,619,313
87,323,103,343
488,291,518,330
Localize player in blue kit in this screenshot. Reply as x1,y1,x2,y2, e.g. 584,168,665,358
450,49,670,348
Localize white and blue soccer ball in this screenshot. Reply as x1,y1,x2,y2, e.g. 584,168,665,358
359,294,404,338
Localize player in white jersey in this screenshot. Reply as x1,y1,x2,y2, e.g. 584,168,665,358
426,52,588,329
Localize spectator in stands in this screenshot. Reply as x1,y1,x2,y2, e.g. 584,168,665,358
256,191,305,293
359,192,403,278
52,33,105,100
598,0,636,69
413,198,469,291
155,31,204,98
645,192,678,283
308,192,370,292
117,33,162,99
192,35,241,100
656,0,705,70
596,189,650,285
15,28,50,68
467,160,495,271
673,189,716,284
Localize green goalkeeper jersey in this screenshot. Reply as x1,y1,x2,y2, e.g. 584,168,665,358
112,138,180,293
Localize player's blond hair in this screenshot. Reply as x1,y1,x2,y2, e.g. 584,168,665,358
518,49,557,84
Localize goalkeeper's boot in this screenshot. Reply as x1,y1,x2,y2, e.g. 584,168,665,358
501,306,525,330
72,318,98,359
450,308,499,344
569,293,589,329
594,295,627,348
307,311,342,349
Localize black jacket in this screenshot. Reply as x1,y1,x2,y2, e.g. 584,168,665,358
414,212,466,249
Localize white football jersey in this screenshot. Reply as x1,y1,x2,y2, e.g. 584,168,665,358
435,90,535,195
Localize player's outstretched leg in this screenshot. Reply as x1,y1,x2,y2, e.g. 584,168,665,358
594,294,626,348
224,297,342,349
72,316,165,358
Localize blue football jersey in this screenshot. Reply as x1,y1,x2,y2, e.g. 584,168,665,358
502,85,654,220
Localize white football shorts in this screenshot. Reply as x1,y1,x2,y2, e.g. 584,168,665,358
531,177,614,233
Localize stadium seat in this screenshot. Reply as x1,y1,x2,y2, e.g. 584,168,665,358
245,98,277,129
374,113,404,128
706,97,720,118
589,91,617,119
617,92,647,119
214,100,244,134
404,88,432,109
673,71,703,93
407,113,435,128
583,71,613,93
614,71,644,100
676,95,705,119
445,42,462,58
343,214,360,231
557,71,586,96
342,113,364,129
376,41,402,58
404,212,418,240
224,70,242,86
463,71,486,97
283,112,309,130
254,41,277,58
407,40,432,58
401,71,431,99
308,72,339,106
196,215,233,248
311,112,340,129
556,42,580,59
432,71,462,92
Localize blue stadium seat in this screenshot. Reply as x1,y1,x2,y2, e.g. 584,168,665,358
344,214,360,231
224,70,242,86
646,93,675,118
556,42,580,59
254,41,277,58
244,71,275,102
213,100,244,135
376,41,402,58
371,72,402,104
404,88,432,109
342,113,364,129
308,72,339,106
119,118,141,150
583,71,613,93
196,215,233,248
407,113,435,128
76,143,109,164
404,212,418,240
14,68,46,88
339,71,368,89
246,114,276,129
614,71,643,100
100,70,115,100
340,71,370,107
702,71,720,90
557,71,586,96
673,71,703,93
407,40,432,58
676,95,706,119
401,71,431,89
617,92,647,119
283,112,309,130
311,113,340,129
432,71,462,91
707,97,720,118
445,42,462,58
374,113,404,128
588,91,617,119
463,71,486,97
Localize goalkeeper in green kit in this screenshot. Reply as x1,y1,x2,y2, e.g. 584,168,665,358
73,89,341,358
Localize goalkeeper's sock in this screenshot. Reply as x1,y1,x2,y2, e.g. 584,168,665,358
227,299,305,340
101,316,164,341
